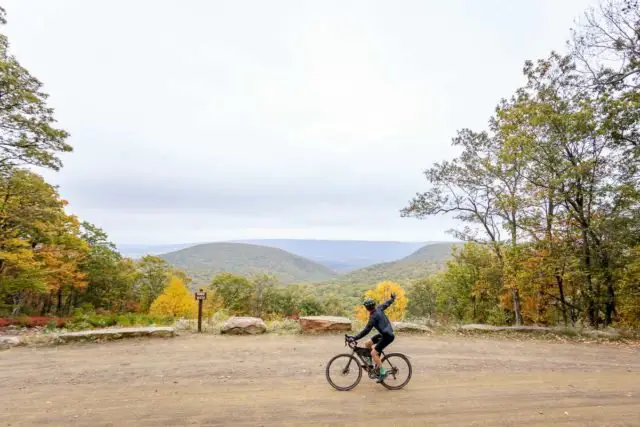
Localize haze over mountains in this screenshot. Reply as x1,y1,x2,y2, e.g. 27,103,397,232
334,242,462,285
118,239,430,271
232,239,428,272
122,239,461,286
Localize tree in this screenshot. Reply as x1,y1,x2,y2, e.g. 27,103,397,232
400,122,524,323
298,295,325,316
0,238,45,314
136,256,171,311
323,293,347,317
209,273,254,315
406,279,437,319
355,281,408,322
37,222,89,315
251,273,279,317
0,170,88,315
78,223,137,312
149,276,196,318
617,246,640,326
0,8,71,172
433,243,504,324
262,285,304,317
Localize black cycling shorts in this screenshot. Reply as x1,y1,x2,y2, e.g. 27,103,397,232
371,333,395,353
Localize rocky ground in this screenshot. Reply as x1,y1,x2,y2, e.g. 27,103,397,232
1,334,639,426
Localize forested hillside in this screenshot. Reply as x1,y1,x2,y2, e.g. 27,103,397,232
159,242,338,285
331,242,459,285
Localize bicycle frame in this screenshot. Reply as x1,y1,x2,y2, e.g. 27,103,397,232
343,335,394,377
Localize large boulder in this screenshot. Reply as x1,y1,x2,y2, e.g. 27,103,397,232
220,317,266,335
0,336,20,349
299,316,352,332
392,322,433,334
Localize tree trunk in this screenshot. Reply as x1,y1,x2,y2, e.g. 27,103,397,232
63,289,74,316
41,293,53,315
581,227,597,327
56,287,63,314
510,217,523,326
10,291,24,316
512,289,522,325
556,274,568,327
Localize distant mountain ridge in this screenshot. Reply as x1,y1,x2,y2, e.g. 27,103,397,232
158,242,338,285
154,240,461,286
117,239,432,272
331,242,462,285
233,239,428,272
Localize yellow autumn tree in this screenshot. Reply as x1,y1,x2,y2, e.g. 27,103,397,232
355,281,408,322
149,276,197,318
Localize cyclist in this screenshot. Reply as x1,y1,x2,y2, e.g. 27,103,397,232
347,293,396,382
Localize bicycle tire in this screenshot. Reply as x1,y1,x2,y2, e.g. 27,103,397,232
380,353,412,390
325,353,362,391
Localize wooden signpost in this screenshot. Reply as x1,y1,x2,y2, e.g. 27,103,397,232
194,289,207,333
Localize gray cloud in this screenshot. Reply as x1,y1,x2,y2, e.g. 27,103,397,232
5,0,598,243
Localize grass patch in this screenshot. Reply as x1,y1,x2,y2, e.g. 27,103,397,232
266,318,301,335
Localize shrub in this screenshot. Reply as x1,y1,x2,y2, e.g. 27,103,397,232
11,316,67,328
86,314,117,328
267,318,301,334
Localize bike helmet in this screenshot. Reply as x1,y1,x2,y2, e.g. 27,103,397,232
363,297,376,309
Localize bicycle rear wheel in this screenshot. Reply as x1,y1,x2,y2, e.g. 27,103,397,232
325,354,362,391
380,353,412,390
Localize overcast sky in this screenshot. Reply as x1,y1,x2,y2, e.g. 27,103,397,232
4,0,597,244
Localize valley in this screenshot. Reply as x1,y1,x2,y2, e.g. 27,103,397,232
149,240,460,286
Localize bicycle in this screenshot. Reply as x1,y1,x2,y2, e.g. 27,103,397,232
325,334,412,391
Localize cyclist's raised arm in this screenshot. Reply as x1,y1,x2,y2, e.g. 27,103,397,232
352,316,374,340
380,293,396,311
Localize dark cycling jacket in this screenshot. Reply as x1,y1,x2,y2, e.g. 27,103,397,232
353,295,396,340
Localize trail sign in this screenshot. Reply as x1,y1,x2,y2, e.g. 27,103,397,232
195,289,207,333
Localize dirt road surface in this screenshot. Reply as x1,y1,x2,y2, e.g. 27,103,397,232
2,334,640,426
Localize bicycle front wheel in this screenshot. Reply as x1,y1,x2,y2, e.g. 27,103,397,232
380,353,412,390
325,354,362,391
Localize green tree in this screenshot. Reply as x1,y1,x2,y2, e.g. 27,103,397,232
434,243,504,324
209,273,255,315
298,295,325,316
0,8,71,172
323,293,347,316
251,273,279,317
406,279,437,319
78,223,137,312
136,256,171,311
